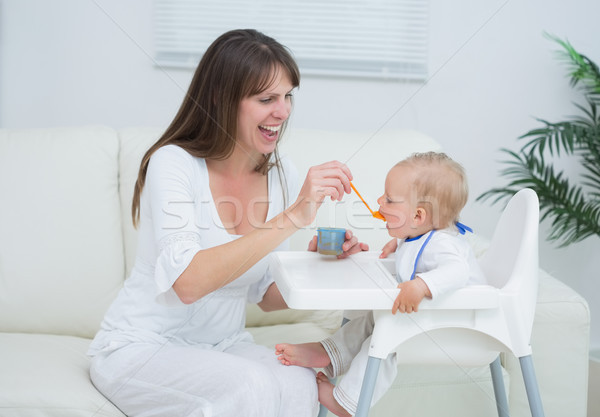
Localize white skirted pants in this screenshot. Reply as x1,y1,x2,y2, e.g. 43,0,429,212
90,341,319,417
320,311,398,415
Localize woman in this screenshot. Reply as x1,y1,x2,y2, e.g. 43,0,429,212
88,29,367,417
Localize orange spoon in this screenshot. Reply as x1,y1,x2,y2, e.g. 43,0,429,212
350,182,386,221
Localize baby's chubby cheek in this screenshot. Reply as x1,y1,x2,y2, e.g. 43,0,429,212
385,212,407,228
385,223,402,238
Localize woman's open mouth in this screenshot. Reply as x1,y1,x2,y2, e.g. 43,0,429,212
259,125,281,139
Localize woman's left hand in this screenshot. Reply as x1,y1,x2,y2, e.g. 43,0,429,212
307,229,369,259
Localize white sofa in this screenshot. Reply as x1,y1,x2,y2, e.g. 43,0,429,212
0,126,590,417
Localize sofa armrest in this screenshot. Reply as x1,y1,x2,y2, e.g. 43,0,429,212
503,269,590,417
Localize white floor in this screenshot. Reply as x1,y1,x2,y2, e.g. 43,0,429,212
589,350,600,417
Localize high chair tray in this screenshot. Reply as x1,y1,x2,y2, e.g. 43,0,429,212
269,251,399,310
269,251,500,311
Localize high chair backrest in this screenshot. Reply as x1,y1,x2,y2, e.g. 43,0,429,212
477,188,540,351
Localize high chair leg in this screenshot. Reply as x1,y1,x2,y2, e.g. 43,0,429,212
519,355,545,417
355,356,381,417
490,356,510,417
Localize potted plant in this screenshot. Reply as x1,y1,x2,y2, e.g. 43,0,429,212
478,35,600,247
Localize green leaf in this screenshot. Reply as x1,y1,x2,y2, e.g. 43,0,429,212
480,35,600,247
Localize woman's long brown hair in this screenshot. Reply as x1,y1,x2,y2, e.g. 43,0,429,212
132,29,300,227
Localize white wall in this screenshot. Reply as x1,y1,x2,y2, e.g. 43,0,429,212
1,0,599,348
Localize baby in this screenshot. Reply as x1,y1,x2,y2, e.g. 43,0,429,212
275,152,486,416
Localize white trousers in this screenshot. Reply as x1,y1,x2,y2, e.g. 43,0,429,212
90,341,319,417
321,311,397,415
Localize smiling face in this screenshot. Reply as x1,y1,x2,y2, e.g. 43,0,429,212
377,165,432,239
236,67,294,158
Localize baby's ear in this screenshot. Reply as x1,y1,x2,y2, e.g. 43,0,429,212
414,207,428,225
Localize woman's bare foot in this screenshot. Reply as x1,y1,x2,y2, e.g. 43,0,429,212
274,342,331,368
316,372,351,417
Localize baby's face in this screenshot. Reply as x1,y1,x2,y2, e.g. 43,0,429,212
376,165,417,239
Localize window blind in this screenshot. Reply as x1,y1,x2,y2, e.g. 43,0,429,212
154,0,429,80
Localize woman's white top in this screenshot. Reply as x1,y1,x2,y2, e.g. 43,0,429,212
88,145,299,355
395,227,486,299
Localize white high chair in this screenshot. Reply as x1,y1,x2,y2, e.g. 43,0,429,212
354,188,544,417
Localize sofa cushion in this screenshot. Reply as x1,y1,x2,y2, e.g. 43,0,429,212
0,127,124,338
0,333,124,417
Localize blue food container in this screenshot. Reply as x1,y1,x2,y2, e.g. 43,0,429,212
317,227,346,255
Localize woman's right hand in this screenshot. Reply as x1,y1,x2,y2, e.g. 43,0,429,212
288,161,353,228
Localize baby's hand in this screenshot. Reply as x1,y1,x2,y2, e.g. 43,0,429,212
392,278,431,314
379,238,398,258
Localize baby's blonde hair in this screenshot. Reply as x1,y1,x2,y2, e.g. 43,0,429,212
395,152,468,229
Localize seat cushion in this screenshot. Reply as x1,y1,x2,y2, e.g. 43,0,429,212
0,333,124,417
